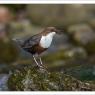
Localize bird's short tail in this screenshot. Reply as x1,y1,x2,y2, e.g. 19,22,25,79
12,38,24,47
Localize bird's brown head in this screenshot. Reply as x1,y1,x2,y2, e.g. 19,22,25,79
43,27,61,35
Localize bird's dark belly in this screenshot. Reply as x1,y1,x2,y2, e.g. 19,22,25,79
24,44,47,55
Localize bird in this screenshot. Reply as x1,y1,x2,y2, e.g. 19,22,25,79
15,27,61,68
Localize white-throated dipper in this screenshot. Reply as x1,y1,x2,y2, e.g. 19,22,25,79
16,27,61,68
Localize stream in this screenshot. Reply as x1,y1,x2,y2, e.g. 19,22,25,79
0,74,9,91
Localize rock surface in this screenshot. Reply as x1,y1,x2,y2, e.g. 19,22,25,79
68,24,95,45
8,66,95,91
68,24,95,54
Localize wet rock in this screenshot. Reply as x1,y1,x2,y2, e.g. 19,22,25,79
44,47,87,64
68,24,95,45
8,66,95,91
63,47,87,59
27,5,87,26
68,24,95,54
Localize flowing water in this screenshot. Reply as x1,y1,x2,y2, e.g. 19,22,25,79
0,74,9,91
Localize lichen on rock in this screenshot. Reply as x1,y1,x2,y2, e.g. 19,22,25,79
8,66,95,91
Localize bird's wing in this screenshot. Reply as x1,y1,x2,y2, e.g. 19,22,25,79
22,34,42,48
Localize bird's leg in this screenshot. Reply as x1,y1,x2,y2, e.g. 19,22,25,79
33,55,42,67
38,57,47,70
39,57,43,65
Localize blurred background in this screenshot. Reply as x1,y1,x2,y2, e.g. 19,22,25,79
0,4,95,90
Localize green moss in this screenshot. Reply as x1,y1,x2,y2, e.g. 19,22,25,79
8,66,95,91
84,41,95,54
8,66,64,91
0,39,19,63
43,49,86,63
43,50,71,63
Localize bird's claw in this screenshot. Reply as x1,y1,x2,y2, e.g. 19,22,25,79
38,64,48,71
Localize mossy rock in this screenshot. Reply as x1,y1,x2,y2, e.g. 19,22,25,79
40,48,87,70
83,41,95,54
27,5,88,26
67,24,95,54
65,64,95,81
8,66,95,91
68,24,95,45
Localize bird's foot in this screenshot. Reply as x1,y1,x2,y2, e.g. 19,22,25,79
39,65,44,68
39,67,48,73
40,64,47,69
37,64,48,72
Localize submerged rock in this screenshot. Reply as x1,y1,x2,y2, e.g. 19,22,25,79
8,66,95,91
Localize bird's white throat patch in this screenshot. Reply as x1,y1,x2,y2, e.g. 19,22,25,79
40,32,56,48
